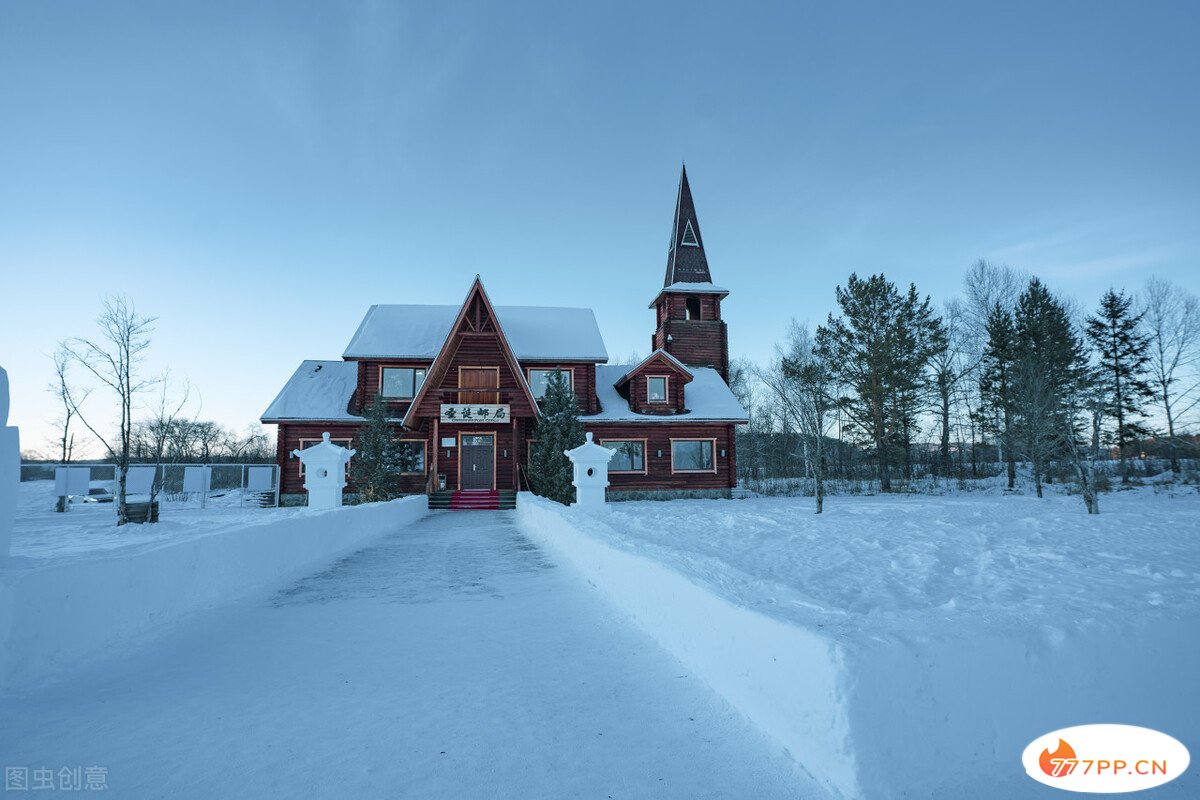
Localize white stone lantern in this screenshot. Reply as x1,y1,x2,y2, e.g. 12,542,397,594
291,432,356,510
0,366,18,561
563,432,616,510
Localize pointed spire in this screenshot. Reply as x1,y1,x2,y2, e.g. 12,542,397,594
663,164,712,287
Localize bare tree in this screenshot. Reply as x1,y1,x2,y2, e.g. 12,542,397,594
60,297,158,526
48,346,90,511
1139,277,1200,474
759,322,835,512
224,424,273,462
135,377,192,522
930,301,973,480
961,260,1025,473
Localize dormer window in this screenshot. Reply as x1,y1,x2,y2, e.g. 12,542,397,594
685,296,701,320
647,376,668,403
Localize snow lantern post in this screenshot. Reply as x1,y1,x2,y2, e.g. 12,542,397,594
291,432,355,510
563,432,615,511
0,366,19,561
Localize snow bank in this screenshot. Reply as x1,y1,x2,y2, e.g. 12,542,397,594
518,492,1200,799
0,496,427,697
517,494,860,798
0,365,16,562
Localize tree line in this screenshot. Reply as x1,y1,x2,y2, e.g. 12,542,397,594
737,263,1200,514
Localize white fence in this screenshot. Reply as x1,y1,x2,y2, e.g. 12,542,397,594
19,463,281,509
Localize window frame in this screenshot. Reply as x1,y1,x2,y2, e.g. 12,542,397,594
670,437,718,474
297,437,353,477
685,295,702,320
527,367,575,401
646,375,670,404
599,438,648,475
379,366,427,400
396,439,427,475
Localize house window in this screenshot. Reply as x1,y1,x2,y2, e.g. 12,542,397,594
528,368,572,400
603,440,645,473
672,439,715,473
297,437,353,477
397,440,426,474
381,367,426,399
686,296,701,320
647,376,668,403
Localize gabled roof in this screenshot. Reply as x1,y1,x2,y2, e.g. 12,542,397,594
342,304,608,362
261,361,364,422
615,349,693,388
663,164,713,287
401,277,541,428
587,365,748,424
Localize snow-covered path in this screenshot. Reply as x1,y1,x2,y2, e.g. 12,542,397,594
0,511,819,799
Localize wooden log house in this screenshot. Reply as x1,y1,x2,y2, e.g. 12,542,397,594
262,167,748,505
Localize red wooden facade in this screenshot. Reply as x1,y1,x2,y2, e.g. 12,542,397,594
265,166,745,500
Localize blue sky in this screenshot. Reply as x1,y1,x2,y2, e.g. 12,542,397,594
2,1,1198,456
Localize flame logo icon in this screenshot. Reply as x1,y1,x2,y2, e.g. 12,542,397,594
1039,739,1077,777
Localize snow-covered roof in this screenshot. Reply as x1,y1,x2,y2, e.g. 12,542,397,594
587,364,748,423
648,282,730,306
615,349,693,386
343,304,608,362
261,361,362,422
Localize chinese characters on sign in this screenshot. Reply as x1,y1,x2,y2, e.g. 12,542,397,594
439,404,509,423
4,765,107,791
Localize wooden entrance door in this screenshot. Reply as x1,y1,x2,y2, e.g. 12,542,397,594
459,367,500,404
460,434,495,490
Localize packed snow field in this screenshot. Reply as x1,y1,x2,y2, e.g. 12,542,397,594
602,488,1200,644
531,488,1200,798
0,512,822,799
4,483,1197,797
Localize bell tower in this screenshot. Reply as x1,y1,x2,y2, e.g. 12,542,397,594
650,165,730,382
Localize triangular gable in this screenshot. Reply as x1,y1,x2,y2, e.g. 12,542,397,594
401,276,540,427
615,349,694,390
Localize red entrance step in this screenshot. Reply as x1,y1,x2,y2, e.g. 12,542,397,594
449,490,500,511
427,490,517,511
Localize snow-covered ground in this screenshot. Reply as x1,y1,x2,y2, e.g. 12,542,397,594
11,480,295,562
602,489,1200,643
520,489,1200,798
2,485,425,696
0,512,825,799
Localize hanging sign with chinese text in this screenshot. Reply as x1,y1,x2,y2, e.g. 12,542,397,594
440,404,509,423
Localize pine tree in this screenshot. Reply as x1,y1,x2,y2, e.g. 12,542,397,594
979,303,1018,489
816,273,944,491
348,395,414,503
528,370,584,505
1010,279,1088,499
1085,289,1153,482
